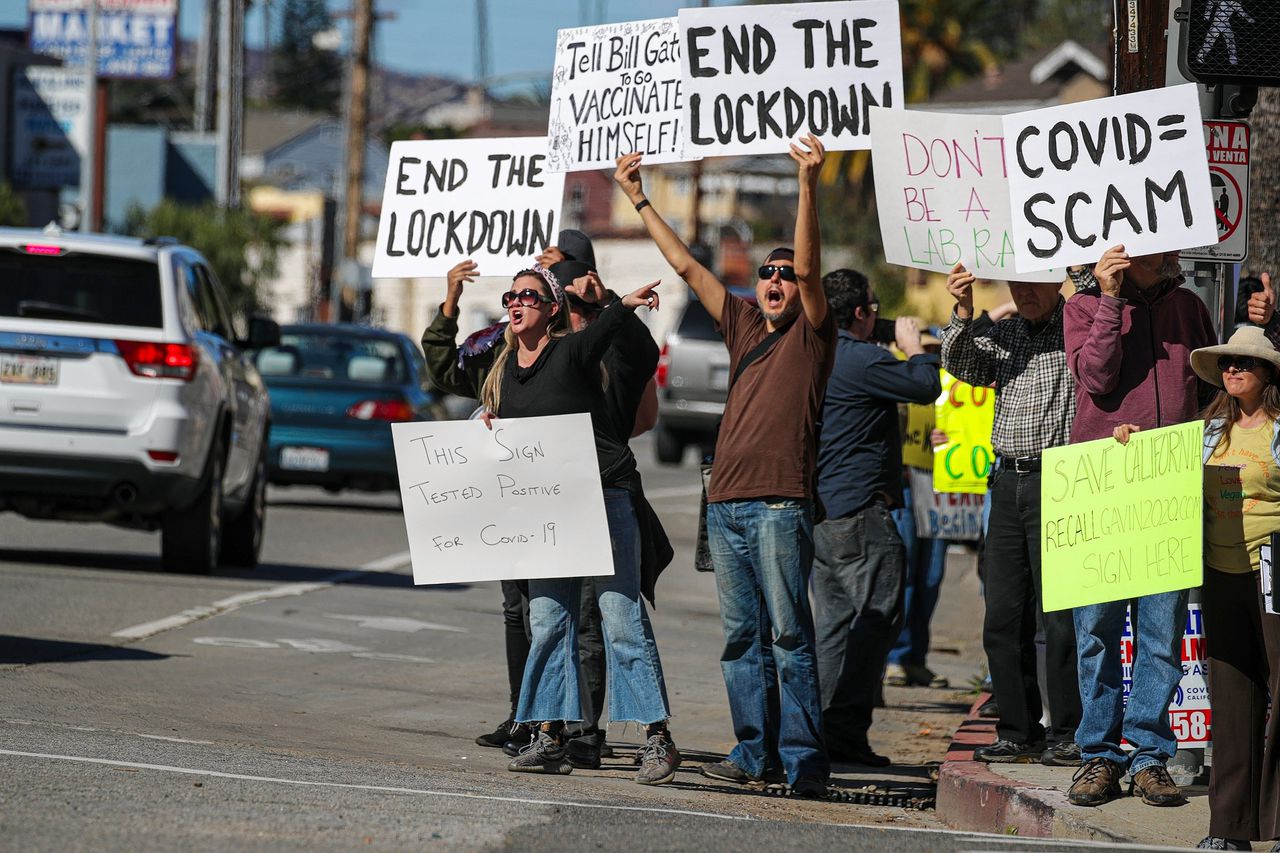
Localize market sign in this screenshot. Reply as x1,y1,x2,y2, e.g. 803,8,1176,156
28,0,178,80
1181,120,1250,263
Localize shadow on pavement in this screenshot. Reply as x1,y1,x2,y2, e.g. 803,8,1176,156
0,635,171,666
266,499,403,515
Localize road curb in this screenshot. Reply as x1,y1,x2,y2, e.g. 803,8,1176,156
936,695,1130,844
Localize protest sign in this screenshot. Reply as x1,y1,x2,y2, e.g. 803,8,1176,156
1121,603,1210,747
902,400,935,470
871,107,1062,282
1040,420,1203,612
910,468,984,541
1003,83,1216,272
392,414,613,586
548,17,688,171
933,371,995,494
372,137,565,279
678,0,903,158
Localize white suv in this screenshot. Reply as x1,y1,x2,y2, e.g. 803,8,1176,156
0,227,279,573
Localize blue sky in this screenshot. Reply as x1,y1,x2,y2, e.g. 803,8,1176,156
2,1,741,80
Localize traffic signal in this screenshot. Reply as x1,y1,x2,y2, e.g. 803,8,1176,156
1178,0,1280,87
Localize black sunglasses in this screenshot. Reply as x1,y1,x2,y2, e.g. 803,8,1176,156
1218,355,1260,372
758,264,798,282
501,288,555,309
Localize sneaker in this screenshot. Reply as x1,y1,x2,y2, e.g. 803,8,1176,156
1130,764,1187,806
973,738,1046,764
508,729,573,775
501,724,534,757
476,718,517,749
635,731,681,785
884,662,909,686
566,730,604,770
903,663,950,688
1195,838,1250,851
1041,741,1083,767
827,739,892,767
1068,757,1122,806
791,776,829,799
699,759,761,785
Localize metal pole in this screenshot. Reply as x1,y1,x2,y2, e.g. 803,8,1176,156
215,0,243,207
78,0,98,232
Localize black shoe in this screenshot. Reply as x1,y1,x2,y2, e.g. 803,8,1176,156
699,759,761,785
476,718,517,749
791,776,829,799
1041,741,1083,767
501,723,535,757
973,738,1046,764
1195,838,1251,851
976,696,1000,718
827,740,891,767
566,730,604,770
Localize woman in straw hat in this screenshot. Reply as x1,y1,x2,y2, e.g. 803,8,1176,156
1116,324,1280,851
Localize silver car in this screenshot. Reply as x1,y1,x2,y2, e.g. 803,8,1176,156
653,296,732,465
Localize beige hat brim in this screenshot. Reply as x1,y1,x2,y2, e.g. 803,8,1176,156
1190,326,1280,388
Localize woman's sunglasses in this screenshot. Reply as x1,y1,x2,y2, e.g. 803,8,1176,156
1218,355,1260,372
758,264,798,282
501,288,555,309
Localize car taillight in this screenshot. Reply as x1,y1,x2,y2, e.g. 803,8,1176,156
22,243,63,256
655,343,670,388
115,340,199,381
346,399,415,421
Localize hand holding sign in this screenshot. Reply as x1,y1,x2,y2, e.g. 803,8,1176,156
946,262,976,319
613,152,647,206
444,260,479,317
789,133,826,186
1093,245,1130,298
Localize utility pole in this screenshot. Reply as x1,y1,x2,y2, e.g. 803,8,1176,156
1114,0,1171,94
476,0,490,82
78,0,98,231
215,0,245,207
342,0,371,265
195,0,219,133
688,0,708,249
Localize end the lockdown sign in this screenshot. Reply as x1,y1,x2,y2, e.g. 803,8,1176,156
1040,421,1203,612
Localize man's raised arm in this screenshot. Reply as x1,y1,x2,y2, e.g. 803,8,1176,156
790,134,828,329
613,153,727,324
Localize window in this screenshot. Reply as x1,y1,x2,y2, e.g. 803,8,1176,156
0,250,163,327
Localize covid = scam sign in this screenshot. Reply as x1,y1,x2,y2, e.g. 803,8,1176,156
871,107,1062,282
372,137,565,279
1040,421,1203,612
1182,120,1250,263
678,0,903,158
1003,83,1217,273
1121,603,1210,748
547,17,688,172
28,0,177,80
391,414,613,586
932,371,995,495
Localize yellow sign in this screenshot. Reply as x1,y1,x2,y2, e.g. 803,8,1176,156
1040,421,1203,612
903,401,935,470
933,371,995,494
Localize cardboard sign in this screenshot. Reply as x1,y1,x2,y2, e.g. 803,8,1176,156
1040,421,1204,612
392,414,613,586
548,17,688,172
933,372,995,494
1182,120,1250,263
909,467,984,541
372,137,566,279
871,107,1062,283
1262,537,1279,615
1121,603,1210,748
902,400,935,471
678,0,903,158
1003,84,1217,272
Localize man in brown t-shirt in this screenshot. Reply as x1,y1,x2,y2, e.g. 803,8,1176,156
613,136,835,796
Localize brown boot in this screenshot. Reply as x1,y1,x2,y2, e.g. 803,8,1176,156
1067,757,1122,806
1129,764,1187,806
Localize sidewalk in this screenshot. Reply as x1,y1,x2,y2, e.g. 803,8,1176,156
937,695,1221,849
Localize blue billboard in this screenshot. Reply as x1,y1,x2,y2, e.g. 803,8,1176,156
28,2,178,80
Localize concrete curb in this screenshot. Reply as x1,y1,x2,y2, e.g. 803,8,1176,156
935,695,1130,844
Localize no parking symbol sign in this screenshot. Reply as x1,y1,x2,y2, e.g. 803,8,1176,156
1184,120,1250,262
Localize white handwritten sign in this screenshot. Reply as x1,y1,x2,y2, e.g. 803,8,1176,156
372,137,566,279
392,414,613,586
909,468,984,541
1004,83,1217,273
871,107,1062,282
548,17,687,172
678,0,903,158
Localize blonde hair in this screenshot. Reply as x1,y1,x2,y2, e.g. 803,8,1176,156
481,274,571,413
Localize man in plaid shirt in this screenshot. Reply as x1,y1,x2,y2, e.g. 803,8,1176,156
939,263,1082,767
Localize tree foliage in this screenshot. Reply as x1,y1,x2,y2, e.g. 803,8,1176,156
272,0,342,114
0,183,28,227
124,200,285,319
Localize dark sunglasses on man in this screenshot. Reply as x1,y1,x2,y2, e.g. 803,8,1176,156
758,264,798,282
1218,355,1260,372
501,288,555,309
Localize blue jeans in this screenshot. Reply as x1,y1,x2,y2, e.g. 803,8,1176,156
708,498,828,784
890,484,948,667
516,489,670,725
1073,589,1189,773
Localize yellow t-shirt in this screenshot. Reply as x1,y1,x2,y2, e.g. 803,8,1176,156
1204,421,1280,573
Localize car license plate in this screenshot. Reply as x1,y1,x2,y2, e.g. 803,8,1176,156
0,353,58,386
280,446,330,472
710,365,729,391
